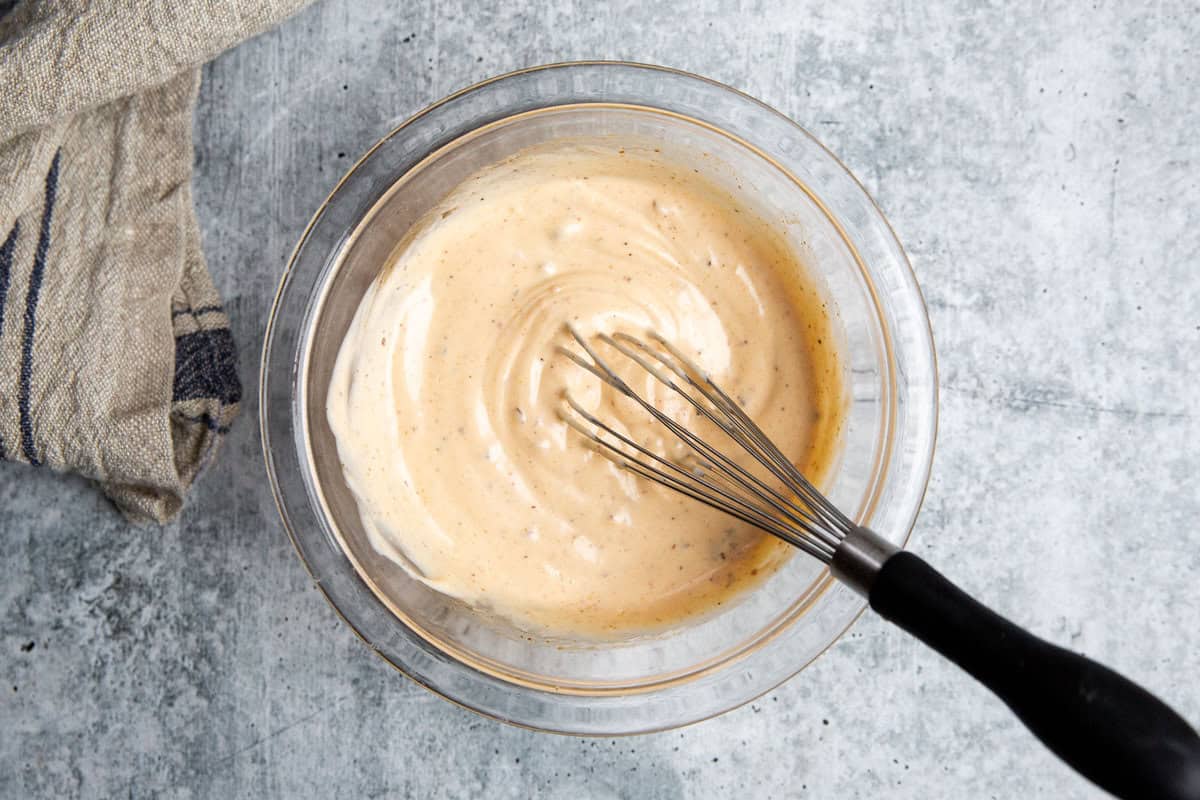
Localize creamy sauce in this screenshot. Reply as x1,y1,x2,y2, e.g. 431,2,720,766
327,143,844,635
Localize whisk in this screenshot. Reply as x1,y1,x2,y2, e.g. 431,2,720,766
560,326,1200,800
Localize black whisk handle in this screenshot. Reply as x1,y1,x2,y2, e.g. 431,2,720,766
869,551,1200,800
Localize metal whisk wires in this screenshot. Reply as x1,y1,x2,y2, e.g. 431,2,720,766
558,326,854,564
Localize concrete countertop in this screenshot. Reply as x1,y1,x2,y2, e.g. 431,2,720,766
4,1,1198,797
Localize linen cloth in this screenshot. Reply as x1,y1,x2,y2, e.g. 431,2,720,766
0,1,311,522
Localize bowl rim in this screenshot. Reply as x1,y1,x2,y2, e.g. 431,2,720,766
260,59,940,734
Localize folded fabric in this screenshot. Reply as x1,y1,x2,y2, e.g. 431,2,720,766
0,0,311,522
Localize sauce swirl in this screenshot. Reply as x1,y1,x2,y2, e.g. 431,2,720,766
327,144,844,634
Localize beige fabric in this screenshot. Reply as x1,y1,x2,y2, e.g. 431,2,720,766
0,1,311,522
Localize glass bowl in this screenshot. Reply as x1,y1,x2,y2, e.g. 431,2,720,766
261,62,937,734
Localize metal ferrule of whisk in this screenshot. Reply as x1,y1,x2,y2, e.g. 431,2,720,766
558,325,898,596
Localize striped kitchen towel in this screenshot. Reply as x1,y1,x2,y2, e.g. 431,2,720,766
0,0,310,522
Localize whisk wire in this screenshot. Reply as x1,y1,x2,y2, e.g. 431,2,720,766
697,371,853,538
601,335,838,543
622,332,853,542
567,329,839,547
560,396,834,560
559,326,852,561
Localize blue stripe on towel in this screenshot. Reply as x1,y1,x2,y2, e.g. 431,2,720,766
18,150,61,466
171,304,225,320
173,327,242,405
0,223,18,460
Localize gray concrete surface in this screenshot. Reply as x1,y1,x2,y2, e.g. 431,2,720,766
3,1,1199,797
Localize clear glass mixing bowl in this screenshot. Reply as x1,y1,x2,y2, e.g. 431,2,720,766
261,62,937,734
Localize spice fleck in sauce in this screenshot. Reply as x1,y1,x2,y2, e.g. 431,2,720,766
327,143,844,635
